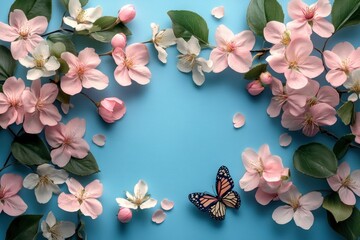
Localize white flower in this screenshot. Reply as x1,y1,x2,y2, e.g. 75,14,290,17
151,23,176,63
19,41,60,80
41,211,76,240
344,69,360,102
176,36,213,86
23,164,68,204
116,180,157,210
63,0,102,31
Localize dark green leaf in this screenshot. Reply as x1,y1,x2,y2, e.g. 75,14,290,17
293,142,338,178
333,134,356,160
337,101,355,125
0,45,16,81
328,207,360,240
61,0,88,8
6,215,43,240
332,0,360,31
247,0,284,36
10,0,52,22
323,193,353,223
244,64,268,80
64,152,100,176
92,16,118,30
76,219,87,240
0,84,3,92
47,33,76,54
167,10,209,45
57,87,71,104
11,133,51,166
90,23,131,43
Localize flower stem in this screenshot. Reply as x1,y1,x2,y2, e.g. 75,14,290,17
250,48,270,53
99,50,113,57
0,152,13,173
80,92,99,107
41,28,74,37
319,127,360,150
7,127,16,137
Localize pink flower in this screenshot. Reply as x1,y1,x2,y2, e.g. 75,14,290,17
266,38,324,89
272,186,323,230
111,33,127,49
0,77,25,129
22,80,61,134
281,103,337,137
118,4,136,24
61,48,109,95
287,0,334,38
259,72,273,85
45,118,90,167
305,80,339,108
58,178,103,219
327,162,360,205
256,179,292,205
0,174,28,216
247,80,264,96
0,9,48,60
324,42,360,87
98,97,126,123
351,112,360,144
210,25,255,73
113,43,151,86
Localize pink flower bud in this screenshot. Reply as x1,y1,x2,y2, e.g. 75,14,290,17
259,72,273,85
111,33,127,49
247,80,264,96
118,4,136,24
118,207,132,223
98,97,126,123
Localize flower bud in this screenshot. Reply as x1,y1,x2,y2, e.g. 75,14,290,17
247,80,264,96
118,207,132,223
259,72,273,85
118,4,136,24
98,97,126,123
111,33,127,49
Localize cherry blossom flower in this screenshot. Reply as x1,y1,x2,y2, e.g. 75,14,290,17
305,80,339,108
113,43,151,86
272,186,323,230
151,23,176,63
41,211,76,240
58,178,103,219
0,173,27,216
63,0,102,31
61,48,109,95
344,69,360,102
0,9,48,60
116,180,157,210
287,0,334,38
327,162,360,206
45,118,90,167
255,178,292,205
324,42,360,87
176,36,213,86
22,80,62,134
210,24,255,73
23,164,68,204
266,38,323,89
351,112,360,144
98,97,126,123
0,77,25,129
19,41,60,80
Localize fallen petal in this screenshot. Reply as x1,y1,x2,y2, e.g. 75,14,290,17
279,133,292,147
211,6,225,19
161,199,174,211
92,134,106,147
152,209,166,224
233,112,245,128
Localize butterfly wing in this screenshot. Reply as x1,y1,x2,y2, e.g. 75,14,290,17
216,166,241,209
188,192,218,212
222,190,241,209
208,201,226,220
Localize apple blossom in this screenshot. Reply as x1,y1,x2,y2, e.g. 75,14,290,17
255,179,293,206
41,211,76,240
98,97,126,123
305,80,339,108
118,4,136,24
344,69,360,102
151,23,176,63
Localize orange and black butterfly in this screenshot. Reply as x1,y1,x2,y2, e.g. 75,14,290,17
188,165,241,221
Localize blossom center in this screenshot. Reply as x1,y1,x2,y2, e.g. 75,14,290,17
304,113,314,126
76,10,87,23
19,26,30,39
8,97,20,108
63,137,73,146
0,186,4,199
350,80,360,93
124,58,134,69
289,61,298,70
35,58,45,68
225,42,236,53
77,189,86,204
302,6,317,20
39,175,52,185
342,176,351,188
77,65,86,80
281,30,291,46
307,97,318,107
179,54,196,68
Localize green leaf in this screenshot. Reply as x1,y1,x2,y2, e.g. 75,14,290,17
0,84,3,92
333,134,356,160
332,0,360,31
76,219,87,240
293,142,338,178
47,33,76,54
0,45,16,81
93,16,118,30
337,101,355,125
323,193,353,223
11,133,51,166
64,152,100,176
57,87,71,104
247,0,284,36
167,10,209,45
328,207,360,240
6,215,43,240
90,24,131,43
10,0,52,22
61,0,88,8
244,64,268,80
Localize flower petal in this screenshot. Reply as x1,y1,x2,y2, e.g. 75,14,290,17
233,112,245,128
161,199,174,211
58,193,80,212
140,198,157,209
2,195,27,216
80,198,103,219
279,133,292,147
272,205,294,225
84,179,103,198
92,134,106,147
116,198,138,209
293,208,314,230
211,6,225,19
152,209,166,224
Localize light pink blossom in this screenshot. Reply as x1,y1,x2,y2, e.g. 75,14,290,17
266,38,323,89
255,179,292,205
113,43,151,86
210,24,255,73
58,178,103,219
287,0,334,38
327,162,360,206
259,72,273,85
98,97,126,123
0,174,28,216
22,80,61,134
0,77,25,129
351,112,360,144
45,118,90,167
0,9,48,60
272,186,323,230
61,48,109,95
247,80,264,96
305,80,339,108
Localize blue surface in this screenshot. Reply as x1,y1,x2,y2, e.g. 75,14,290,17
1,0,360,239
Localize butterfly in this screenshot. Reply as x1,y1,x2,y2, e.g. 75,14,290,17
188,165,241,221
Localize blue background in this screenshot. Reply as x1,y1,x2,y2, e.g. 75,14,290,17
1,0,360,239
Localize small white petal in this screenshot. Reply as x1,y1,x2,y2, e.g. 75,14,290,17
279,133,292,147
187,36,201,56
233,112,245,128
75,23,93,31
56,221,76,238
348,93,359,102
68,0,82,18
152,209,166,224
192,65,205,86
116,198,138,209
92,134,106,147
45,56,60,71
63,17,79,29
27,68,44,80
140,198,157,209
85,6,102,23
134,180,148,199
176,38,189,55
19,56,36,68
23,173,40,189
155,45,168,64
161,199,174,211
151,23,159,40
211,6,225,19
46,211,57,228
157,29,176,47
